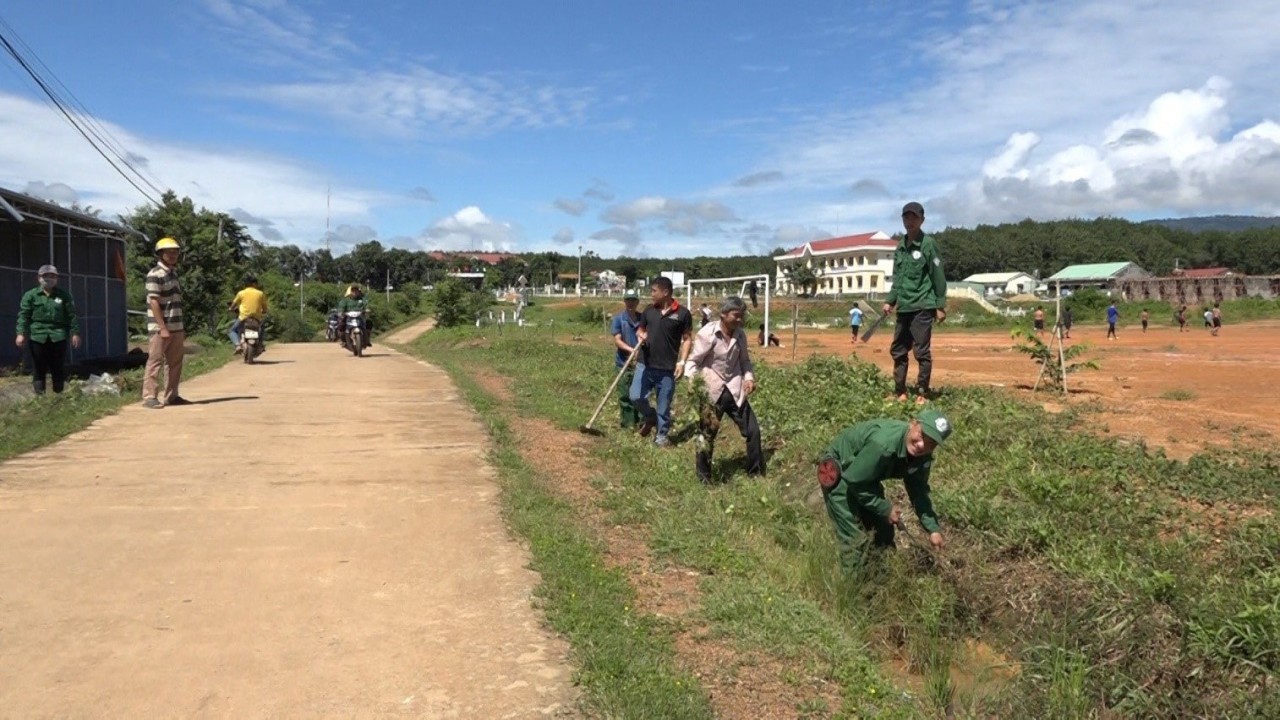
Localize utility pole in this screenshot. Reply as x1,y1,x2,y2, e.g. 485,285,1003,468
300,274,305,318
386,268,391,304
325,184,331,253
577,244,583,297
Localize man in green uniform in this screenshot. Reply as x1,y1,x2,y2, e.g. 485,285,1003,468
336,285,371,348
883,201,947,404
14,264,81,395
818,409,953,571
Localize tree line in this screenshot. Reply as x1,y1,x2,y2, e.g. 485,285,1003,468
114,193,1280,334
931,217,1280,280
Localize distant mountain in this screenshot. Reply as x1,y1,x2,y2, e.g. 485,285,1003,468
1142,215,1280,233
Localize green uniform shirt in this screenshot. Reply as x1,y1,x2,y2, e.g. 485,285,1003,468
885,233,947,313
16,286,80,343
821,419,941,533
336,296,368,313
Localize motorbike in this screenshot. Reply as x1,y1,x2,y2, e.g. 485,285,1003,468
326,313,340,342
342,310,367,357
240,317,266,364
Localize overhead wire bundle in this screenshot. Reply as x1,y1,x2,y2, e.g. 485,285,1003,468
0,11,166,206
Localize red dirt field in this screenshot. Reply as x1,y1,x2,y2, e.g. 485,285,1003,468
764,321,1280,459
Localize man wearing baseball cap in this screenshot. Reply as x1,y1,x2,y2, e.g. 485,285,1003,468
883,201,948,404
817,409,952,571
610,290,643,429
14,265,81,395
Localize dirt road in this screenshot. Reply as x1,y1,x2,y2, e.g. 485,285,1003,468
0,336,577,717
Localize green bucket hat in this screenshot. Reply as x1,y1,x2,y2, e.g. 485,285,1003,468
917,409,953,445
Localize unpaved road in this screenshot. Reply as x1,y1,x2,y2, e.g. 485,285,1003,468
0,332,577,718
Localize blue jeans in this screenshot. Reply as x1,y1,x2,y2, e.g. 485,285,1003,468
229,319,244,346
630,365,675,438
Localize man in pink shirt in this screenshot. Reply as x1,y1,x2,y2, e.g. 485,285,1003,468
688,296,765,483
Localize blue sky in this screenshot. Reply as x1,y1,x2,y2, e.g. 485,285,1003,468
2,0,1279,258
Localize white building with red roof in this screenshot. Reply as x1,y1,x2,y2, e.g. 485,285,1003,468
772,231,898,296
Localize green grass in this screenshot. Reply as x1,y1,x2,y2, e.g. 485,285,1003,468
409,326,1280,719
1160,388,1198,401
0,339,234,462
417,346,715,719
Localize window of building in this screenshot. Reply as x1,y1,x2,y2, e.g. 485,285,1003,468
871,276,879,289
857,275,864,289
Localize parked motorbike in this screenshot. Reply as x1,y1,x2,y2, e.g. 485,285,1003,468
342,310,367,357
326,313,340,342
241,317,266,364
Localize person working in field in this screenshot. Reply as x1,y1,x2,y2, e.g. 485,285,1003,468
1033,306,1046,336
818,410,952,571
882,202,947,404
1177,305,1188,332
631,277,693,447
849,304,864,342
1106,302,1119,340
1141,308,1150,333
610,291,643,430
688,297,764,483
1211,303,1222,336
1060,306,1073,339
1203,307,1213,329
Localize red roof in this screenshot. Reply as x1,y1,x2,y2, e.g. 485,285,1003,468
428,251,515,266
775,231,894,259
1175,267,1231,279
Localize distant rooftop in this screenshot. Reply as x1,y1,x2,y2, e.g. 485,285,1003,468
774,231,894,260
963,271,1033,283
1045,262,1141,281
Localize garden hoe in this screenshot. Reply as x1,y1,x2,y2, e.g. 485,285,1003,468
580,344,641,436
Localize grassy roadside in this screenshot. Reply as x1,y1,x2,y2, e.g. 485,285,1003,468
410,326,1278,718
0,340,234,462
415,348,714,719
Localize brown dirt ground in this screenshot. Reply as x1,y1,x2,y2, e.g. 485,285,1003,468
472,371,844,719
0,332,579,718
761,320,1280,460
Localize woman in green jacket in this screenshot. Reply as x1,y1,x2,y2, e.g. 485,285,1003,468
15,265,81,394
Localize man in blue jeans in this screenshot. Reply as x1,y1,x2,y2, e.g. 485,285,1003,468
631,276,693,446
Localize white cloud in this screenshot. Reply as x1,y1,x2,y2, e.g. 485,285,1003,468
242,68,594,138
552,227,575,245
21,181,79,205
199,0,356,66
747,0,1280,229
422,206,518,252
732,170,784,188
409,186,436,203
935,79,1280,224
582,180,615,202
0,92,389,248
553,198,588,216
601,196,739,235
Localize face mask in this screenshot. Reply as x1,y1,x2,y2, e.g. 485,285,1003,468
39,277,58,290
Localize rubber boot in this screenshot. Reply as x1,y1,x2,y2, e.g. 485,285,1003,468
33,379,46,395
696,451,713,484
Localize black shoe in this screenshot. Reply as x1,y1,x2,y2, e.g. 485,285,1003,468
166,396,193,406
696,451,713,483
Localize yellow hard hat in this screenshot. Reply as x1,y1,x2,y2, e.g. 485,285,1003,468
155,237,180,252
345,285,355,297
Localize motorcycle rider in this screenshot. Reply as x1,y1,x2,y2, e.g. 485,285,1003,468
228,275,268,353
336,284,371,347
326,308,341,341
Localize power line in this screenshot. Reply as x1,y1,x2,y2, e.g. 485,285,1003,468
0,18,162,206
0,15,160,188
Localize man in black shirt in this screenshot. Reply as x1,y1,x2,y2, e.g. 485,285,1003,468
631,276,693,446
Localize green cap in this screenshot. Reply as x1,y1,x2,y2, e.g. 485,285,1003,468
624,290,639,300
917,409,952,445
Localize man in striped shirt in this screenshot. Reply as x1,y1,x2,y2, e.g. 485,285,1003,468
142,237,189,408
